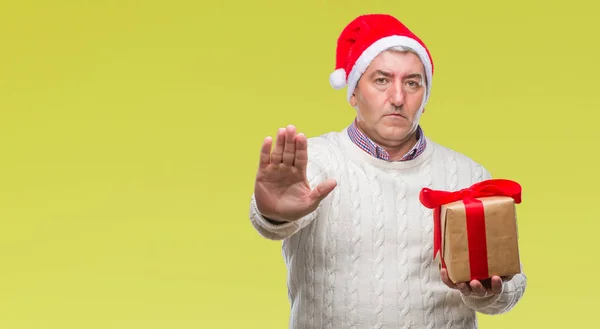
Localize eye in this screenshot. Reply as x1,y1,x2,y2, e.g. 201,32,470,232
374,78,388,84
405,80,421,88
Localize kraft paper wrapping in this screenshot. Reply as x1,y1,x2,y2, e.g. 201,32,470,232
440,196,521,284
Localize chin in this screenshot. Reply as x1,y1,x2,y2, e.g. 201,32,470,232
379,128,409,141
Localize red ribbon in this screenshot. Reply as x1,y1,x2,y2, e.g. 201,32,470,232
419,179,522,280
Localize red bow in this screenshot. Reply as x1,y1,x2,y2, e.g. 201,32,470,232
419,179,522,280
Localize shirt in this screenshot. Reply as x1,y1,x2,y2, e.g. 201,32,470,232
346,118,427,161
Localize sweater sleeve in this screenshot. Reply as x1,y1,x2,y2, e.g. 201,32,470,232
248,138,332,241
460,265,527,315
248,196,319,240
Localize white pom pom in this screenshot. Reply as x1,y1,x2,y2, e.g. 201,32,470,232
329,68,347,89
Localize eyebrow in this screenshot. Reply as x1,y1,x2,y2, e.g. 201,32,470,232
370,70,423,80
403,73,423,80
370,70,393,78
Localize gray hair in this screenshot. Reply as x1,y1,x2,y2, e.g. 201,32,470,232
388,45,417,53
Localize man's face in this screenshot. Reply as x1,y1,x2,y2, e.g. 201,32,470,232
350,50,426,148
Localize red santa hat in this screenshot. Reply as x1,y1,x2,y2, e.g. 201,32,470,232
329,14,435,104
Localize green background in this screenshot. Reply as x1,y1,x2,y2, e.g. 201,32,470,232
1,1,597,328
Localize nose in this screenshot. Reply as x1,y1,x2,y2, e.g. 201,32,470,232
389,80,405,107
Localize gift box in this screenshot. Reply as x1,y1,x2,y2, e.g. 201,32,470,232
419,179,523,284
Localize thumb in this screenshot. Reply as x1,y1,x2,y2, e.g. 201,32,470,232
308,179,337,204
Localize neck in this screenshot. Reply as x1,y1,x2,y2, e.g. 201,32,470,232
379,132,419,161
355,120,420,161
341,126,433,171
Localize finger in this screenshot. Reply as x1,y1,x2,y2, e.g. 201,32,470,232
491,276,503,294
469,280,487,297
440,269,457,289
294,133,308,170
456,282,471,296
271,128,285,163
259,136,273,167
308,178,337,203
480,278,492,290
282,125,297,166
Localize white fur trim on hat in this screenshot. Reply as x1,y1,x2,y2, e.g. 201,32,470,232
329,68,347,89
346,35,433,105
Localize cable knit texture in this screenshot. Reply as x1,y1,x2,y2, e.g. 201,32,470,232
249,129,527,329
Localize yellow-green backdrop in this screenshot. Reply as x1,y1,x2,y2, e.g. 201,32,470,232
1,1,597,328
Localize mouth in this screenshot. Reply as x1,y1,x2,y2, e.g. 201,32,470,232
385,113,405,118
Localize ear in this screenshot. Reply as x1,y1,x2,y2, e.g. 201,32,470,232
350,87,359,108
350,93,357,107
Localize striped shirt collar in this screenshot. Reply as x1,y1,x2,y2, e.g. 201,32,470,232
347,118,427,162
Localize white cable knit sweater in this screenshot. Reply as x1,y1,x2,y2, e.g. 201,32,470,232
249,128,527,329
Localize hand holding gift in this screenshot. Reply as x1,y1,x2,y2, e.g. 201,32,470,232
439,268,511,297
419,179,523,297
